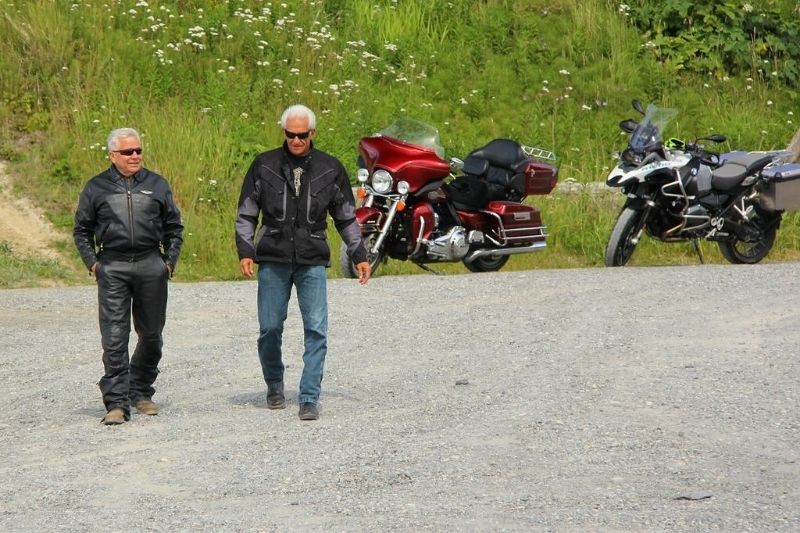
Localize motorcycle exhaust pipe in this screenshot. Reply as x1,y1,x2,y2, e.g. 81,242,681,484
464,242,547,263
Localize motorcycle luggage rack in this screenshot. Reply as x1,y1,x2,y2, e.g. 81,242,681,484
521,145,557,162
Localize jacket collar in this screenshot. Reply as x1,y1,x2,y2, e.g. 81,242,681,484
109,164,144,183
281,140,315,161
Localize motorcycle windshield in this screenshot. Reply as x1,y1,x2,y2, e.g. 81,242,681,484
630,104,678,153
377,118,446,159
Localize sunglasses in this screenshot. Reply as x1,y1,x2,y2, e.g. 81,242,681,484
284,129,312,140
113,148,143,156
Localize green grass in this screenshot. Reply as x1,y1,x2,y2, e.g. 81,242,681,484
0,242,82,288
1,0,798,284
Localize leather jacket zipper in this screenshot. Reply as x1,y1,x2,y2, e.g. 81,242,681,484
125,180,135,248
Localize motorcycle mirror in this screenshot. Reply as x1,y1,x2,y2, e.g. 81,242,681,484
703,134,727,143
632,99,645,114
619,119,638,133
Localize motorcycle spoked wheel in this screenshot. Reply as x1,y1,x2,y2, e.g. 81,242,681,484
717,215,779,264
463,254,509,273
604,207,648,267
339,231,385,278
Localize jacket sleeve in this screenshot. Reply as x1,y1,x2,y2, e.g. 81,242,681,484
73,184,98,270
161,184,184,270
235,159,261,260
330,163,368,265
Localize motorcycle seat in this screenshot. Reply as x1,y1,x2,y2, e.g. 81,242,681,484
463,155,489,177
469,139,529,172
466,139,529,201
711,153,775,191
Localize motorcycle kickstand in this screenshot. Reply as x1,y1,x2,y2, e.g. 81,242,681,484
413,261,442,275
691,239,705,264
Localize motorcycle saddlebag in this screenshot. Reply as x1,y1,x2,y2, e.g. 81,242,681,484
484,201,546,244
759,163,800,211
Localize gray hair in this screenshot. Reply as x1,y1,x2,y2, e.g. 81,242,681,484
280,105,316,130
107,128,141,152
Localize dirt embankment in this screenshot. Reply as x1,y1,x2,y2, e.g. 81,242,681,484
0,161,70,261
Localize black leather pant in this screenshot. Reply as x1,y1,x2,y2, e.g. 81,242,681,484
96,253,169,414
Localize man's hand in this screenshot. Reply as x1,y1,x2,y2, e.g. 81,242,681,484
240,258,255,278
355,261,371,285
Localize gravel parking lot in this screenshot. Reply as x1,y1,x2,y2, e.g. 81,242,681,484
1,263,798,531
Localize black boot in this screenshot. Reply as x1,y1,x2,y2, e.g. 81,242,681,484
266,381,285,409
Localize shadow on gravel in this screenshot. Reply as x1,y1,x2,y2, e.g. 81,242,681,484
72,406,107,418
229,390,270,407
230,388,361,408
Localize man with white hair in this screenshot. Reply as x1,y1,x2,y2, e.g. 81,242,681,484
74,128,184,425
236,104,370,421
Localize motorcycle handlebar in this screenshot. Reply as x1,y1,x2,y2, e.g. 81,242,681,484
685,142,720,167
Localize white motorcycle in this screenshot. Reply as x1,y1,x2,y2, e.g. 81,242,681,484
605,99,800,266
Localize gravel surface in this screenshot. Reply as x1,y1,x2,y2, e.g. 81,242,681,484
1,264,798,531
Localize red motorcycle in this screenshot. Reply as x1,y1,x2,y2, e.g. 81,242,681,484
339,118,559,277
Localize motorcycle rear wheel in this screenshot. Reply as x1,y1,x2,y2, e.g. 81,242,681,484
463,254,509,273
339,232,384,278
717,222,778,264
604,207,647,267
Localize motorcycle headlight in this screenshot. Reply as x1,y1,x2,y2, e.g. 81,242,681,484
356,168,369,183
397,180,410,195
371,169,393,194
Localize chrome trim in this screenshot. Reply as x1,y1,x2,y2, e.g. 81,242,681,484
411,216,427,257
464,242,547,262
480,209,548,246
370,195,405,254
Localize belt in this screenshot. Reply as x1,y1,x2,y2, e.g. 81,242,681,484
99,249,160,263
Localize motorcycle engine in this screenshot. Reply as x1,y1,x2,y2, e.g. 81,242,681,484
425,226,469,261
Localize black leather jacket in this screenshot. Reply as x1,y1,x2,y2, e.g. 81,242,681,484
235,143,367,266
73,165,184,270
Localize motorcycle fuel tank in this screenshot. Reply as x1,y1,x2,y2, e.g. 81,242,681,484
359,136,451,194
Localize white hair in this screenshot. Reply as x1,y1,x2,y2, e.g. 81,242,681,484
280,104,316,129
107,128,141,151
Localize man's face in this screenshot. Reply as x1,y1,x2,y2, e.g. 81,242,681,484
284,116,315,157
109,136,143,177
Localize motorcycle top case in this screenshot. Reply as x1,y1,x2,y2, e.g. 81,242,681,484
759,163,800,211
523,161,559,196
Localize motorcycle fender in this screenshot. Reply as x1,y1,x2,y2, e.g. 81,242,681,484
625,195,652,210
355,206,383,227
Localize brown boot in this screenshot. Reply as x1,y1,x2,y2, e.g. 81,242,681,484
134,398,159,416
101,408,127,425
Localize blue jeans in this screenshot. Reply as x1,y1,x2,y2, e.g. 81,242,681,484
257,262,328,404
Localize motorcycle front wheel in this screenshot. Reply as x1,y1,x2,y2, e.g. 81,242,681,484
463,254,509,273
604,207,648,267
339,232,384,278
717,218,779,264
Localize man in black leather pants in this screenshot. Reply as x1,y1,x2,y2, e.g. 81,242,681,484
73,128,184,425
